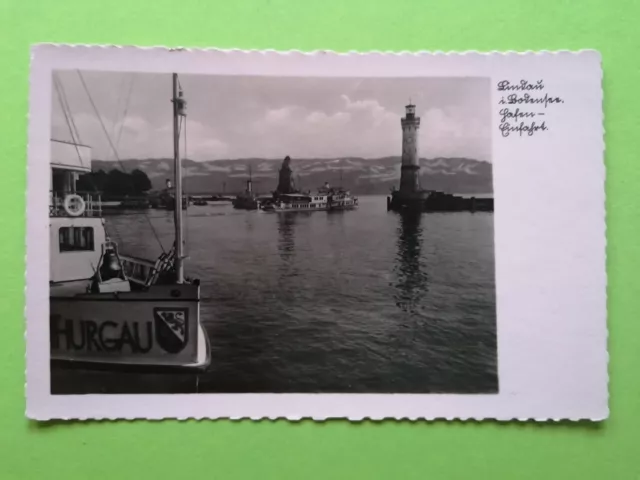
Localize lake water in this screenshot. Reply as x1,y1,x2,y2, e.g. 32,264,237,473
51,195,498,394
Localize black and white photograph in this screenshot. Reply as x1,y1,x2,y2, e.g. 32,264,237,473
49,69,497,395
28,46,607,420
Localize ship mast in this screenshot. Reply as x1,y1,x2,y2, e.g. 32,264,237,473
172,73,186,283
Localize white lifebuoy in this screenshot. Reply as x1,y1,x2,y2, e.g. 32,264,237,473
63,194,86,217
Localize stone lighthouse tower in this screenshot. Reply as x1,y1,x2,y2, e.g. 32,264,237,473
399,103,421,194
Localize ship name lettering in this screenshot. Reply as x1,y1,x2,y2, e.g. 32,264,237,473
50,315,154,354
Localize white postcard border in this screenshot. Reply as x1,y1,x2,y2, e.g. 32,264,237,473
26,45,607,421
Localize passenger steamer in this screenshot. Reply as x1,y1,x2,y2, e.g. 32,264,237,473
260,163,359,213
49,73,210,371
262,189,358,212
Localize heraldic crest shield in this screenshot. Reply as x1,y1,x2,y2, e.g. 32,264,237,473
153,307,189,354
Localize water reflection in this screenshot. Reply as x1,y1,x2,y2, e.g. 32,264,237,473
393,212,429,313
277,213,296,262
244,210,255,234
53,199,498,394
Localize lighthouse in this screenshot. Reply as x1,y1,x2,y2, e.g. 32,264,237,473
387,102,495,213
399,103,421,194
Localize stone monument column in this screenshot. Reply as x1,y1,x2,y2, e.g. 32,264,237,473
277,155,295,194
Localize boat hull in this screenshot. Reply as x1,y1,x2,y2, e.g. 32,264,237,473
232,198,259,210
262,205,358,213
329,203,358,211
50,284,210,370
262,206,329,213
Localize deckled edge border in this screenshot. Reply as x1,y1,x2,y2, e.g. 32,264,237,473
25,44,608,422
27,43,603,57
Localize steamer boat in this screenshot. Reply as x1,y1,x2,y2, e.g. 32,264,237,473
261,185,358,212
232,166,260,210
261,155,358,212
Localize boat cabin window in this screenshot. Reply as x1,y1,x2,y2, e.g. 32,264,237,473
59,226,95,252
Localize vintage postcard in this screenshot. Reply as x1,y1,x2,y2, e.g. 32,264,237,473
26,45,607,421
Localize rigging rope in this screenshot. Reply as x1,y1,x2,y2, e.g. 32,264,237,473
55,74,82,146
53,74,85,170
76,70,166,254
114,76,135,156
110,75,127,142
108,76,135,246
54,73,124,248
104,74,135,244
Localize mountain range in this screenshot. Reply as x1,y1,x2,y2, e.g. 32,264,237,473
90,157,493,195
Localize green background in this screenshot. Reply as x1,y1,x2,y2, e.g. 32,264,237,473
0,0,636,478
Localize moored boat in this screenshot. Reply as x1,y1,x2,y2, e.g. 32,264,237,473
261,155,359,213
261,193,329,212
49,73,211,371
232,167,260,210
327,188,358,211
261,182,358,213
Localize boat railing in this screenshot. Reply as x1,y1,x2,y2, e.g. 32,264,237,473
49,191,103,217
119,248,176,287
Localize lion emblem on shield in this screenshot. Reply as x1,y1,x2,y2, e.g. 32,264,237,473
153,307,189,354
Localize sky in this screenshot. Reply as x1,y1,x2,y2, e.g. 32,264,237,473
51,70,492,162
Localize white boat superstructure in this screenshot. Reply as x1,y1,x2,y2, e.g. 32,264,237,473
263,193,330,212
49,73,210,371
261,188,358,213
327,190,358,211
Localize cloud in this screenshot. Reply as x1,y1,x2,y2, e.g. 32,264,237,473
52,72,491,163
341,95,399,127
265,106,297,123
120,116,147,132
232,94,403,160
420,107,491,160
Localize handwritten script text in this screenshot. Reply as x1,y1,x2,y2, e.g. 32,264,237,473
497,80,564,138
